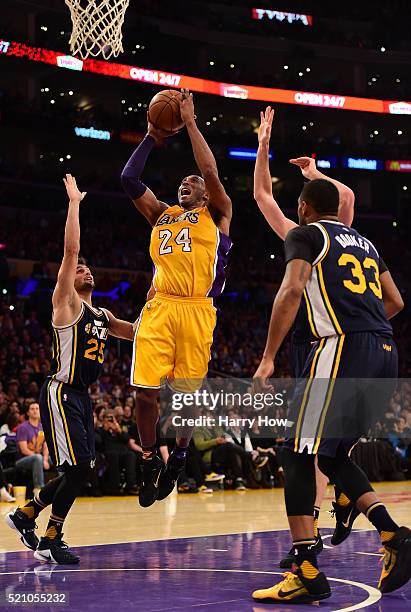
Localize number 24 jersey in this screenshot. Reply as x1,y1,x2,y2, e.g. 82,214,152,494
150,205,232,298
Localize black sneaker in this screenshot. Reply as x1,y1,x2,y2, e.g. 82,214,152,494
139,454,164,508
5,509,39,551
34,535,80,564
378,526,411,593
279,531,323,569
330,500,361,545
157,451,186,501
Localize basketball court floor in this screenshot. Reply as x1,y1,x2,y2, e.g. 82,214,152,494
0,482,410,610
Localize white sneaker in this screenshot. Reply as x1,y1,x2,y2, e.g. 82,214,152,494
0,487,16,502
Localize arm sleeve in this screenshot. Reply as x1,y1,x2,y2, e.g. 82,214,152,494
120,135,155,200
379,257,388,274
284,225,324,265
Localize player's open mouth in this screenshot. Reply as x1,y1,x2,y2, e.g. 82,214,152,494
181,187,191,196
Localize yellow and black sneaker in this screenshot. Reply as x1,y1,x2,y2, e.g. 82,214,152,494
378,527,411,594
330,492,361,546
252,563,331,604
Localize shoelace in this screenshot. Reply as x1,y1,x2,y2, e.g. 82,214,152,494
54,535,69,549
281,571,299,583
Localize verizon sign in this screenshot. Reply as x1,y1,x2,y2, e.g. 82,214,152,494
252,8,313,26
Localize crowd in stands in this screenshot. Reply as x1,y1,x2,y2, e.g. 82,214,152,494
1,260,410,499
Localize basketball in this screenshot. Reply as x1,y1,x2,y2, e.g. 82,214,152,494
148,89,184,133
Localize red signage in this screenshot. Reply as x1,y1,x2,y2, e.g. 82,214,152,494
386,160,411,172
1,39,410,115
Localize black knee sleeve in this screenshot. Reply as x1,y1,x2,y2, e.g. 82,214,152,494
52,462,91,519
64,462,92,497
318,449,373,504
282,449,316,516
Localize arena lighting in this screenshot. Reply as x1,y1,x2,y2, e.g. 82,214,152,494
251,8,313,26
229,147,273,160
342,157,384,171
1,40,411,115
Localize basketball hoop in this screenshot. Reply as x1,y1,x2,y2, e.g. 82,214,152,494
65,0,130,60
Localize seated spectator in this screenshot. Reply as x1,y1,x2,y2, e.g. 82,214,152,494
193,422,248,490
0,411,19,468
15,401,49,496
120,403,134,431
94,403,108,428
97,409,138,495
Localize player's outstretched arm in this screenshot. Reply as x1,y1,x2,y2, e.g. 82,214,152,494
254,107,297,240
120,122,171,226
179,89,232,235
290,157,355,227
254,258,311,386
52,174,85,323
380,270,404,319
103,309,134,340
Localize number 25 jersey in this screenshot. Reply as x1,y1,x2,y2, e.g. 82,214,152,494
50,301,109,391
150,205,232,298
284,220,392,338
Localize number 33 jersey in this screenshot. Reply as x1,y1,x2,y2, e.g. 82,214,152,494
150,205,232,298
50,301,109,390
284,220,392,338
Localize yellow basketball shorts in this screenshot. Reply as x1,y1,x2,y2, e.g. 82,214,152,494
131,292,217,392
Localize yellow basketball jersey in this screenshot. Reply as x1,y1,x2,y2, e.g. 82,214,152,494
150,205,232,298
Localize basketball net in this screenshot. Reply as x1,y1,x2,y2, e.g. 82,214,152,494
65,0,130,60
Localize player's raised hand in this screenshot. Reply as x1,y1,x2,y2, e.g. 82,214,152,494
289,156,317,179
63,174,86,203
179,88,196,125
258,106,275,146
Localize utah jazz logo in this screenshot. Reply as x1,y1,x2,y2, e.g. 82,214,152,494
85,320,108,340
